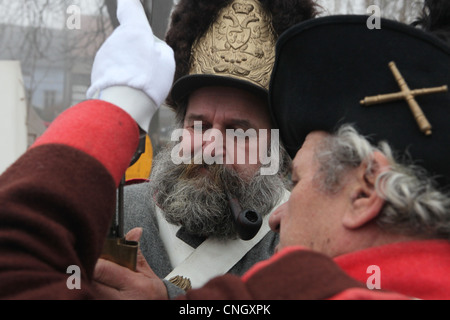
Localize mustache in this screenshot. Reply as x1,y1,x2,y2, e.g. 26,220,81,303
178,162,250,201
179,163,222,181
179,162,237,186
149,145,286,240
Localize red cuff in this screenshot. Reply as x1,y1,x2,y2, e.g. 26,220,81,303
32,100,139,186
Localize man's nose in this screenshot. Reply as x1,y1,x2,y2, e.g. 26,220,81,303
202,128,226,161
269,202,287,233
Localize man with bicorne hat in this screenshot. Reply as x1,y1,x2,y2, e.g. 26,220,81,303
176,0,450,300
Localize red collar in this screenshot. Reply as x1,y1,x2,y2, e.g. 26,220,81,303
334,240,450,300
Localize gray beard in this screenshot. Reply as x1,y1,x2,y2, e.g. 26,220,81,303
148,145,287,240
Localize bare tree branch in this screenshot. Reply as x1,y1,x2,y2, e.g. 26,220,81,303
104,0,119,28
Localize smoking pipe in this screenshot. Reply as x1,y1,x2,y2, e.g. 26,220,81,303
225,191,262,241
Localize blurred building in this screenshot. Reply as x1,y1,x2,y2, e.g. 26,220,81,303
0,0,177,166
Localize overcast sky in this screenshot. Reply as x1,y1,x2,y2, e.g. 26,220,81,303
318,0,367,15
0,0,104,28
0,0,421,30
0,0,367,29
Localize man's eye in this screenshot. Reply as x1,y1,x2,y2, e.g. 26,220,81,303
289,179,298,189
192,124,209,131
287,181,293,190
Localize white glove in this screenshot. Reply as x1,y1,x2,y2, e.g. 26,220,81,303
86,0,175,131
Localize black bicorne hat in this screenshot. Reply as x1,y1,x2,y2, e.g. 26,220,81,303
269,15,450,187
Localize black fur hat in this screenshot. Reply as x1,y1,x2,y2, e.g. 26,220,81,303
165,0,318,110
413,0,450,44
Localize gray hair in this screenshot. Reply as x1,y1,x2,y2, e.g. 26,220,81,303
149,141,290,240
314,125,450,239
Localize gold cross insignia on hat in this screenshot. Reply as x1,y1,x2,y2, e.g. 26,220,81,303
360,61,448,136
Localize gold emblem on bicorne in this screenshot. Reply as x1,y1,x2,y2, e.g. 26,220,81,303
190,0,276,90
361,61,448,136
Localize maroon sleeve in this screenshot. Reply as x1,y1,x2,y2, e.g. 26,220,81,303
179,247,369,300
0,100,139,299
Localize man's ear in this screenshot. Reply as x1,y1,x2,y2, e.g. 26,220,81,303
342,151,389,230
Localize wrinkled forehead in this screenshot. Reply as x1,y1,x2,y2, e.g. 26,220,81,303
185,86,272,128
293,131,329,163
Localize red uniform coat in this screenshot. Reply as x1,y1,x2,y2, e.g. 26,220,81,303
180,240,450,300
0,100,139,299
